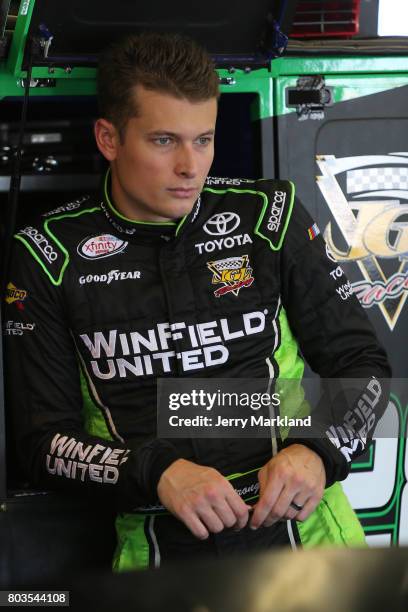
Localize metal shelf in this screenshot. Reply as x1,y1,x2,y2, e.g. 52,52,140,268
0,173,99,192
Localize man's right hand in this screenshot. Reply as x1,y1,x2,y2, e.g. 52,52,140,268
157,458,251,539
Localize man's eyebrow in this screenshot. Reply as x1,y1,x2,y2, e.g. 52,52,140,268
147,129,215,137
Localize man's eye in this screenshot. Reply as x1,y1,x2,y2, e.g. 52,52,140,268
154,137,172,145
197,137,211,146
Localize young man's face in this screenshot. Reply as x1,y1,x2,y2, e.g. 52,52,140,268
96,85,217,222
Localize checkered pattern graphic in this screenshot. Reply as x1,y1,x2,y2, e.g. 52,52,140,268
347,166,408,193
212,257,244,272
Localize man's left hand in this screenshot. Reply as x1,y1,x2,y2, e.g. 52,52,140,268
249,444,326,528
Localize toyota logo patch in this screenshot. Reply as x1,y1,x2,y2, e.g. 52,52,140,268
203,212,240,236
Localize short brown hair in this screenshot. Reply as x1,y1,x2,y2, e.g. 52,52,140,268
97,32,220,136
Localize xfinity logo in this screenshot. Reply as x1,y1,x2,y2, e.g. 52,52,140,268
204,212,240,236
78,234,128,260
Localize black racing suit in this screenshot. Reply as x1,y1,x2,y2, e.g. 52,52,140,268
4,175,391,568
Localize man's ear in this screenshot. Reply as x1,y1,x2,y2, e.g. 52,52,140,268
94,118,119,161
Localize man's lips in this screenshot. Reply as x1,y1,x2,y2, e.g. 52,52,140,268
167,188,197,198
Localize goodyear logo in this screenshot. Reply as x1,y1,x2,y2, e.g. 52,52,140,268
5,282,27,305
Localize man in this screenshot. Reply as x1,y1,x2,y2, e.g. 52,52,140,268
4,32,390,571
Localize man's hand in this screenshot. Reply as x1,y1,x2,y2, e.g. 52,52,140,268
157,458,251,539
249,444,326,529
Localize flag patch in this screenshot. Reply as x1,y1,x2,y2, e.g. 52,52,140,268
307,223,320,240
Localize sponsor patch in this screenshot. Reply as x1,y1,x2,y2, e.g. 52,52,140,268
207,255,254,298
205,177,254,187
79,311,266,378
266,190,287,233
79,270,141,285
4,320,36,335
42,196,90,218
78,234,128,260
46,433,130,485
18,226,59,264
204,212,240,236
194,233,252,255
16,224,66,283
255,182,294,251
326,378,381,462
5,282,27,310
336,280,354,301
307,223,320,240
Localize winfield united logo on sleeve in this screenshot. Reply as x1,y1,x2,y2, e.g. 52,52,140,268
207,255,254,298
316,153,408,331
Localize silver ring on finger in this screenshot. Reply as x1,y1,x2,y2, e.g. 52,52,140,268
290,501,304,512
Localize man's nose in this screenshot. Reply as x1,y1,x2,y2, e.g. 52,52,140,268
174,145,198,178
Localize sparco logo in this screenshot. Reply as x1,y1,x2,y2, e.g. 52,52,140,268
204,212,240,236
267,190,286,232
19,226,58,263
79,270,141,285
78,234,128,260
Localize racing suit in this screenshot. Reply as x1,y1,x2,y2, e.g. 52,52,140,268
4,173,391,570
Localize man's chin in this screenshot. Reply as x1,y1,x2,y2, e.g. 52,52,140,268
163,196,197,219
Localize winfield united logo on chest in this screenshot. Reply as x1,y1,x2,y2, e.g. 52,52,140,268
207,255,254,297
